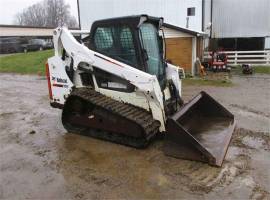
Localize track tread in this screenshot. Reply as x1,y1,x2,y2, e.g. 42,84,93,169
62,87,161,148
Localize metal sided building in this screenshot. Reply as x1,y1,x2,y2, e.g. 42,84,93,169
207,0,270,51
77,0,206,74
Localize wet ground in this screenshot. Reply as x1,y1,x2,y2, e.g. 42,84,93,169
0,73,269,199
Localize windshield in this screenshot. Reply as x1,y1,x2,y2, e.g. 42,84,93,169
139,23,166,88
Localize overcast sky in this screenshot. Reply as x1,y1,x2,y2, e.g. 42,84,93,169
0,0,78,25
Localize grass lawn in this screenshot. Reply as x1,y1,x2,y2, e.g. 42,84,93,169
232,65,270,75
253,66,270,74
183,78,233,87
0,50,54,75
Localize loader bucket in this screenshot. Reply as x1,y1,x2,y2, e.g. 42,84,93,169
163,91,235,167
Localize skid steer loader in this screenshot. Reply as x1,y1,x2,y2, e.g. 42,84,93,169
46,15,235,166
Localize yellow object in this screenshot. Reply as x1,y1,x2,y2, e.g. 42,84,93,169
200,65,206,76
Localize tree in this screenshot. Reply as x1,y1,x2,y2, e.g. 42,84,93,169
14,0,78,28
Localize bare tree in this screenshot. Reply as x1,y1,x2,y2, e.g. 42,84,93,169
14,0,78,28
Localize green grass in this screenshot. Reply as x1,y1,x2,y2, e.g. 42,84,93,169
231,65,270,75
253,66,270,74
183,78,233,87
0,50,54,75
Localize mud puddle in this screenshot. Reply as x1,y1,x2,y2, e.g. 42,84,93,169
53,127,270,199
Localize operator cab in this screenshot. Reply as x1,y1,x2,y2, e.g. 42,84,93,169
88,15,166,89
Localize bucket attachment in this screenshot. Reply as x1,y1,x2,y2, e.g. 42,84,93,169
164,91,235,167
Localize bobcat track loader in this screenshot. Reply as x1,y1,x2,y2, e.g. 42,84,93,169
46,15,235,166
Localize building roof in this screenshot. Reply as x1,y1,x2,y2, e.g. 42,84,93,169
0,25,79,37
0,24,79,29
163,23,207,37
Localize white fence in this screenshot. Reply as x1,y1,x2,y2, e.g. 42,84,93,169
204,50,270,65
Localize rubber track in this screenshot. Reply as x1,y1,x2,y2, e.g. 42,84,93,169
62,87,161,148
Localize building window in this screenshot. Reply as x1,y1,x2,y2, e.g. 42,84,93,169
187,7,195,16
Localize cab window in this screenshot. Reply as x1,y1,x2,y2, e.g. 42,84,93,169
93,26,137,66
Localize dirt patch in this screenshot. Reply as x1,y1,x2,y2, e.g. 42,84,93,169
232,128,270,150
230,104,270,118
250,186,270,200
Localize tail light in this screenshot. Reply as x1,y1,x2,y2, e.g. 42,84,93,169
45,62,53,100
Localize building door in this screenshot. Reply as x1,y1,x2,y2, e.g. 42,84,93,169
165,37,192,73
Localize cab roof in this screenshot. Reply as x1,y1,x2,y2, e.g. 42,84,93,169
90,15,163,31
